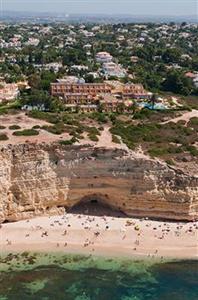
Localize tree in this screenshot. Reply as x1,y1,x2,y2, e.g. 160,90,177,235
162,48,182,64
28,74,41,89
62,48,87,66
21,89,63,111
192,59,198,71
163,71,193,95
40,70,57,91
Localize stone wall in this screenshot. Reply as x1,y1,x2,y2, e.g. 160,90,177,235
0,143,197,222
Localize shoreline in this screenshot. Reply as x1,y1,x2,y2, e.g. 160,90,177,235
1,214,197,260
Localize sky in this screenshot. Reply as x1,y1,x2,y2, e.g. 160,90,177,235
1,0,197,16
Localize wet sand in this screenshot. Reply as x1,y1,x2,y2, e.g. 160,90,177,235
1,214,197,259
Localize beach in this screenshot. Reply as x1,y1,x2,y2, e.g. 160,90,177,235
1,214,197,259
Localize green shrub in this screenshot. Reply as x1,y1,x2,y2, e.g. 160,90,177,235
97,114,108,123
133,108,154,120
42,122,66,135
188,117,198,128
0,108,8,115
90,112,108,123
9,125,21,130
112,135,121,144
109,114,117,123
28,111,60,124
75,126,85,134
13,129,39,136
0,126,6,130
177,120,186,126
32,125,41,129
167,146,183,154
166,159,175,166
88,133,99,142
0,133,8,140
185,145,198,157
62,116,80,127
59,137,77,145
148,147,169,157
86,126,100,136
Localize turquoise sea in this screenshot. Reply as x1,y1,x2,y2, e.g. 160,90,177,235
0,253,197,300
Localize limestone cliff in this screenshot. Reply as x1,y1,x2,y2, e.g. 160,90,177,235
0,143,197,222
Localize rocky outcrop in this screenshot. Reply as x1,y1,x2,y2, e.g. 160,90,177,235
0,143,197,222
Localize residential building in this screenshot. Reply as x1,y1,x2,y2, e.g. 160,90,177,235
102,62,126,78
57,77,85,84
62,93,93,105
51,81,152,112
0,82,19,103
96,52,113,63
51,82,112,98
122,84,152,99
25,38,40,47
185,72,198,88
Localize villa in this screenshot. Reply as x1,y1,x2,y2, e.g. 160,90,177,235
102,62,127,78
0,82,19,103
96,52,113,63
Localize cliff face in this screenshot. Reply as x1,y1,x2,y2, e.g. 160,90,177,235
0,143,197,222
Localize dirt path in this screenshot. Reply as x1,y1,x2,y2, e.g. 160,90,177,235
162,109,198,124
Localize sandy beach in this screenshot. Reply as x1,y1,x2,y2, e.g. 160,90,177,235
1,214,197,259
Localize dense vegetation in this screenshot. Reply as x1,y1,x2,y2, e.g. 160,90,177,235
111,116,198,160
0,22,197,112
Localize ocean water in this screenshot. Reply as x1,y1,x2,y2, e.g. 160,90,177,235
0,253,197,300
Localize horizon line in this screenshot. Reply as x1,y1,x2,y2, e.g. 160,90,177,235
1,10,197,17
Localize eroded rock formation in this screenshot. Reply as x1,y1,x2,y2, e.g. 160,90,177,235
0,143,197,222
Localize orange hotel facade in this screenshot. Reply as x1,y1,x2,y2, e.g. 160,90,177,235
51,83,111,97
51,82,151,112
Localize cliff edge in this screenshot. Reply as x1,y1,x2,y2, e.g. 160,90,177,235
0,143,197,222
